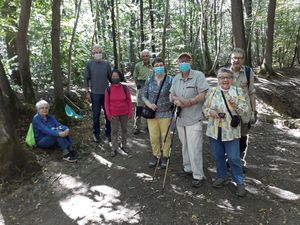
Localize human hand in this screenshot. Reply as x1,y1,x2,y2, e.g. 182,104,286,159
228,97,237,110
150,104,158,111
210,109,220,119
174,99,183,108
59,131,68,137
85,91,91,102
250,111,258,124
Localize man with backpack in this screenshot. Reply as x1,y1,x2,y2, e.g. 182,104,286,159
230,48,257,168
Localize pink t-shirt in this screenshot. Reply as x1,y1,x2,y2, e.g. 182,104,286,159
105,84,133,120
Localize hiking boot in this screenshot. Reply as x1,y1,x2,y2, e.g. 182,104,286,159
236,184,247,197
177,170,193,177
212,178,227,188
110,150,117,157
63,153,78,163
191,178,204,188
160,157,169,169
93,134,99,143
148,156,158,168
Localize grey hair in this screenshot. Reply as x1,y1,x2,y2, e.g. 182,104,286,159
36,100,49,111
231,48,245,58
92,44,102,52
140,49,151,58
217,68,234,78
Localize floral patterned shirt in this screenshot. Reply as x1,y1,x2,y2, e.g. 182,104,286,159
203,86,249,141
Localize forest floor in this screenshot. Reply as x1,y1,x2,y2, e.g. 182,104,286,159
0,68,300,225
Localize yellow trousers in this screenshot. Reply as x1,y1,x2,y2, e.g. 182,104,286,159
147,118,171,157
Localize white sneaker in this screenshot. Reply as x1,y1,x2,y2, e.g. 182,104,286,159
116,147,128,156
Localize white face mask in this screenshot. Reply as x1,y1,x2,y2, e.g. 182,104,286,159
94,53,102,61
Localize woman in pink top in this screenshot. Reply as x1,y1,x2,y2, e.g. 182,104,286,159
105,69,133,157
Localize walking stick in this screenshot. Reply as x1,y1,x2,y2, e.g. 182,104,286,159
162,106,181,190
152,106,177,180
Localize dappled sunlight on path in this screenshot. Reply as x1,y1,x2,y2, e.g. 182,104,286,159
0,210,5,225
57,174,140,225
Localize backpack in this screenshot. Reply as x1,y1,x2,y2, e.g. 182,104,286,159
25,123,36,148
106,85,127,98
244,66,251,88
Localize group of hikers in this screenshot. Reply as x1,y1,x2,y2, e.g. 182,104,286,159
31,45,257,197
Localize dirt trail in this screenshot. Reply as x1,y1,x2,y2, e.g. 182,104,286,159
0,75,299,225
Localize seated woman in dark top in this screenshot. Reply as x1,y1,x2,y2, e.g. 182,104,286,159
32,100,77,162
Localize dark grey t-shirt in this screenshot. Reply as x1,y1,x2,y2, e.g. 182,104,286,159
83,60,112,94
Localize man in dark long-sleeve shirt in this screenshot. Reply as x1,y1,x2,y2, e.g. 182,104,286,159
83,44,112,143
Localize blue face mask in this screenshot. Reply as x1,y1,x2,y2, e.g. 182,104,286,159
179,63,191,72
154,66,165,75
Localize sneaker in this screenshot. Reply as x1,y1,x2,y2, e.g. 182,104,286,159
212,177,227,188
191,178,204,188
148,156,158,168
116,147,128,156
120,146,129,154
236,184,247,197
63,153,78,163
160,157,169,169
93,134,99,143
177,170,193,177
110,151,117,157
69,150,78,158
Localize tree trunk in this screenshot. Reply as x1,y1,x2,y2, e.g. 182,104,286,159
244,0,252,66
140,0,145,51
51,0,65,117
129,0,136,73
116,0,122,70
290,24,300,67
161,0,170,61
149,0,156,53
231,0,247,52
67,0,83,93
0,59,20,121
0,87,40,183
209,0,224,75
16,0,35,104
111,0,118,69
2,0,21,86
264,0,276,75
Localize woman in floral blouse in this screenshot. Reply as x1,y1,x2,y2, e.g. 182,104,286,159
203,68,249,197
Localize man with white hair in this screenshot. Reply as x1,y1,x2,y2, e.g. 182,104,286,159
83,44,112,143
132,49,153,134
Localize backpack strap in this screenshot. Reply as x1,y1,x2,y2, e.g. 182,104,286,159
244,66,251,88
107,85,127,99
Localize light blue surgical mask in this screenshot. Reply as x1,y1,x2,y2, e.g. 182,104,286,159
179,63,191,72
154,66,165,75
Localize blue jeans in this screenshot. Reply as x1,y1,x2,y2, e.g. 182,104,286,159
37,136,72,155
209,128,244,185
91,93,111,137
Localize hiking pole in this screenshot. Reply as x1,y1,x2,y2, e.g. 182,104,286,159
152,106,177,180
162,106,181,190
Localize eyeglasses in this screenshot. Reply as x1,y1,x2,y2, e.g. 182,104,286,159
231,56,244,60
219,76,232,80
39,107,49,110
92,51,102,54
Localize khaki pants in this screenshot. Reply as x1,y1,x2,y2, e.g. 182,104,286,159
177,121,204,180
147,118,172,157
111,115,128,151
